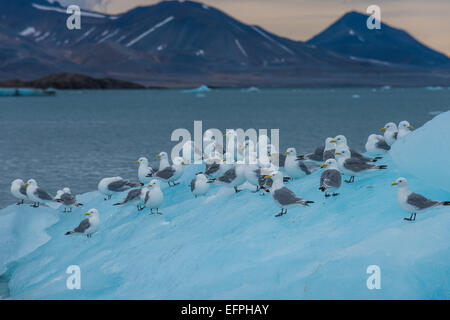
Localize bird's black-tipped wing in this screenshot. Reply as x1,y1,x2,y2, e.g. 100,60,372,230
218,168,236,183
273,187,304,205
155,166,176,180
74,218,90,233
343,158,375,172
320,169,341,189
407,193,439,210
190,179,196,192
35,188,53,201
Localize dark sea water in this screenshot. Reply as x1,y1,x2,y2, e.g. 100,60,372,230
0,87,449,208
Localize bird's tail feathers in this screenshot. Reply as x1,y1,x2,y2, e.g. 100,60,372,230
65,231,74,236
376,165,388,170
442,201,450,206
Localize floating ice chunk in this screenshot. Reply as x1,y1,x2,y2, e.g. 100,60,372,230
19,27,36,36
183,85,211,93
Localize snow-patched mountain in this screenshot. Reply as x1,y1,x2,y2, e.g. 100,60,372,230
1,0,449,86
307,11,450,68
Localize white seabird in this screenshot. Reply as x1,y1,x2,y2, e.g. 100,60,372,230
142,180,164,214
285,147,320,179
323,137,337,161
10,179,29,205
334,147,387,183
391,177,450,221
214,161,246,193
98,176,139,200
57,187,83,213
150,154,185,186
365,134,391,155
65,208,100,238
190,173,210,198
136,157,154,185
113,188,144,210
380,122,398,146
25,179,59,208
334,135,381,162
397,121,414,139
319,159,342,197
265,171,314,217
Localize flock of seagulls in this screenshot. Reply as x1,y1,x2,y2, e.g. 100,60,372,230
9,121,449,238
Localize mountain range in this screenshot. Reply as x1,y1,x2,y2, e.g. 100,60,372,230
1,0,449,87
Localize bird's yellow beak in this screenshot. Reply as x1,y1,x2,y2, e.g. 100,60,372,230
408,125,414,129
380,128,386,131
335,152,341,155
321,164,327,168
223,134,227,137
329,140,337,143
135,160,139,163
240,145,245,150
391,182,398,186
84,213,90,216
181,161,186,165
264,175,271,179
285,152,289,155
147,184,153,188
156,155,161,158
24,183,29,187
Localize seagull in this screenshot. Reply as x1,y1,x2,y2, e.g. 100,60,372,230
57,187,83,213
136,157,155,185
142,180,164,214
98,177,139,200
65,208,100,238
334,135,381,162
190,173,210,198
265,171,314,217
285,147,320,179
149,155,185,186
319,159,342,197
203,154,223,179
113,188,144,210
213,162,246,193
365,134,391,155
323,137,337,161
243,152,264,192
25,179,59,208
380,122,398,146
334,147,387,183
391,177,450,221
10,179,28,205
397,121,414,138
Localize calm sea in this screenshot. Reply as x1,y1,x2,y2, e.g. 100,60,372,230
0,87,448,208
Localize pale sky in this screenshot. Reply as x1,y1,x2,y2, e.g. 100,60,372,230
56,0,450,56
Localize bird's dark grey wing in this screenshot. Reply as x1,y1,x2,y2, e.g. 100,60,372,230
298,161,312,175
323,149,335,161
273,187,303,205
407,193,439,210
310,145,325,161
144,190,149,203
124,188,142,203
320,169,341,189
61,192,76,205
393,132,398,140
204,162,220,175
343,158,374,172
36,188,53,201
218,167,236,183
108,179,129,191
155,166,176,180
190,179,196,192
74,218,91,233
376,138,391,151
19,184,28,196
349,148,373,162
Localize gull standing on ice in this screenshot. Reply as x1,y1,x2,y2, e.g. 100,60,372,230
65,208,100,238
285,148,320,179
150,154,185,186
391,177,450,221
10,179,29,205
136,157,154,185
98,177,139,200
142,180,164,214
365,134,391,155
334,135,381,162
334,147,387,183
113,188,144,210
319,159,342,197
380,122,398,146
57,187,83,213
25,179,59,208
213,161,246,193
397,121,414,139
265,171,314,217
190,173,210,198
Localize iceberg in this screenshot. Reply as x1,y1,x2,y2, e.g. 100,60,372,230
183,85,211,93
1,113,449,299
